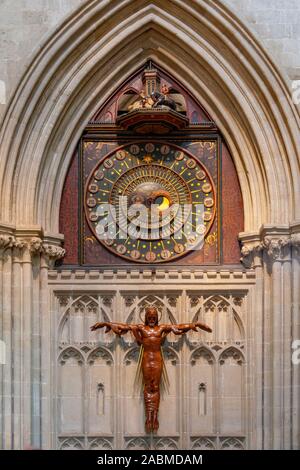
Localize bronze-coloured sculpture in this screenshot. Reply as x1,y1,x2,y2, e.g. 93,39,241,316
127,90,154,111
151,89,177,111
127,85,177,113
91,306,212,433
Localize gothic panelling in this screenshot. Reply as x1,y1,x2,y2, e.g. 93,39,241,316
58,348,84,435
187,294,245,345
219,348,244,435
191,436,245,450
187,294,246,442
87,348,114,435
58,294,115,347
89,438,113,450
59,437,84,450
124,436,179,450
189,348,215,435
55,293,116,449
125,437,150,450
220,437,245,450
52,286,250,449
191,437,216,450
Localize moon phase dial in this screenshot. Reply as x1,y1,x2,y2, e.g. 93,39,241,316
85,142,216,263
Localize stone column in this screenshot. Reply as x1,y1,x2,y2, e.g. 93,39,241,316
291,227,300,449
28,237,44,448
11,239,26,449
0,225,64,449
263,235,292,450
240,236,265,448
0,233,15,449
40,243,65,449
241,225,298,450
22,240,35,447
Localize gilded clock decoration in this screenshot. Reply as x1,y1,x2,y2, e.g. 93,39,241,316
186,158,196,169
203,212,212,221
104,159,113,169
204,197,214,208
89,183,98,193
89,212,98,222
84,142,216,263
130,249,141,260
94,170,105,180
202,183,212,193
175,151,184,161
160,144,170,155
196,170,206,180
116,150,127,160
174,243,185,254
145,143,155,153
130,144,140,154
87,197,97,207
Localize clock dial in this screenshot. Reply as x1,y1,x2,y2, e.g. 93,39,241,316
85,142,216,263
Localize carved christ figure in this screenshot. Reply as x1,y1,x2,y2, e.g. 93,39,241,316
91,306,212,433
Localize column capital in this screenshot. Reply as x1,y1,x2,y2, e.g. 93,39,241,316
291,233,300,257
239,224,296,267
28,237,44,255
239,232,263,268
290,222,300,257
42,244,65,268
0,233,15,260
262,235,291,261
0,223,65,264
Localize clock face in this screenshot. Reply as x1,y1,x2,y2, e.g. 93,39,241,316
85,142,216,263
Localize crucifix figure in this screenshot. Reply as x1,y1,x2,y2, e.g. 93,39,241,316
90,306,212,433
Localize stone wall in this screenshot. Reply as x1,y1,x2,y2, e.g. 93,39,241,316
0,0,300,121
0,0,84,118
225,0,300,80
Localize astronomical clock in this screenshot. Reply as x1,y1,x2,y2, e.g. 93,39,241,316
60,62,243,266
84,142,216,263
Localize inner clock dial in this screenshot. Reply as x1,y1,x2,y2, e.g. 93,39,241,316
85,142,216,263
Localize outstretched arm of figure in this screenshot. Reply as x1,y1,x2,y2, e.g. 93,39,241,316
90,321,133,336
174,321,212,334
160,321,212,336
130,325,144,345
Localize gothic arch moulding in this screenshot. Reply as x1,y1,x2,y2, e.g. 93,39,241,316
0,0,299,238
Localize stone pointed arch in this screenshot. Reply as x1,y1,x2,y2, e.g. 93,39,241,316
87,346,114,366
219,346,245,365
190,346,216,366
58,346,84,365
0,0,298,236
